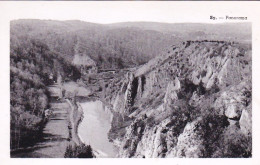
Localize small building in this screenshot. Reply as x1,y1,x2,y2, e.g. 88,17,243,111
72,54,97,75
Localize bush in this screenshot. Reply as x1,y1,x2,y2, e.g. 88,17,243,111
212,125,252,158
64,144,95,158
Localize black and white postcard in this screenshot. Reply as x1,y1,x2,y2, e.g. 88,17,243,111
0,1,259,165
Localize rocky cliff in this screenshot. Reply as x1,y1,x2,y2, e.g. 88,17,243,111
105,40,252,158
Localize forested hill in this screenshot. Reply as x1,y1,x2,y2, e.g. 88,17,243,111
11,20,251,69
108,22,251,41
10,37,81,150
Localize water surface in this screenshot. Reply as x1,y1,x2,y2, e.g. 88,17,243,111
78,101,118,157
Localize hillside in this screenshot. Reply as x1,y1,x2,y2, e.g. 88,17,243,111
11,20,177,69
103,40,252,158
109,22,251,42
11,20,251,70
10,37,80,150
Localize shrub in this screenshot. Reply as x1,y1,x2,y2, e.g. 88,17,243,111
212,125,252,158
64,144,95,158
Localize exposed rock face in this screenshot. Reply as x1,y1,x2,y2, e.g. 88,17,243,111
164,78,180,104
106,41,252,158
215,81,251,120
239,106,252,136
172,117,205,158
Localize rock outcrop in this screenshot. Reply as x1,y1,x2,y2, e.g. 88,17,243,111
106,41,252,158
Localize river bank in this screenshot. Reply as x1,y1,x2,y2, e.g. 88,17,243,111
65,99,83,146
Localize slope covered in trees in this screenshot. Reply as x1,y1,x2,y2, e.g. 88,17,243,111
11,20,177,69
10,35,80,150
11,20,251,70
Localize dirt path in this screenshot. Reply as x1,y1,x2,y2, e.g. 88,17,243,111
11,85,71,158
12,82,92,158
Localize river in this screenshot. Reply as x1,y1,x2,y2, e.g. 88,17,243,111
78,101,119,158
